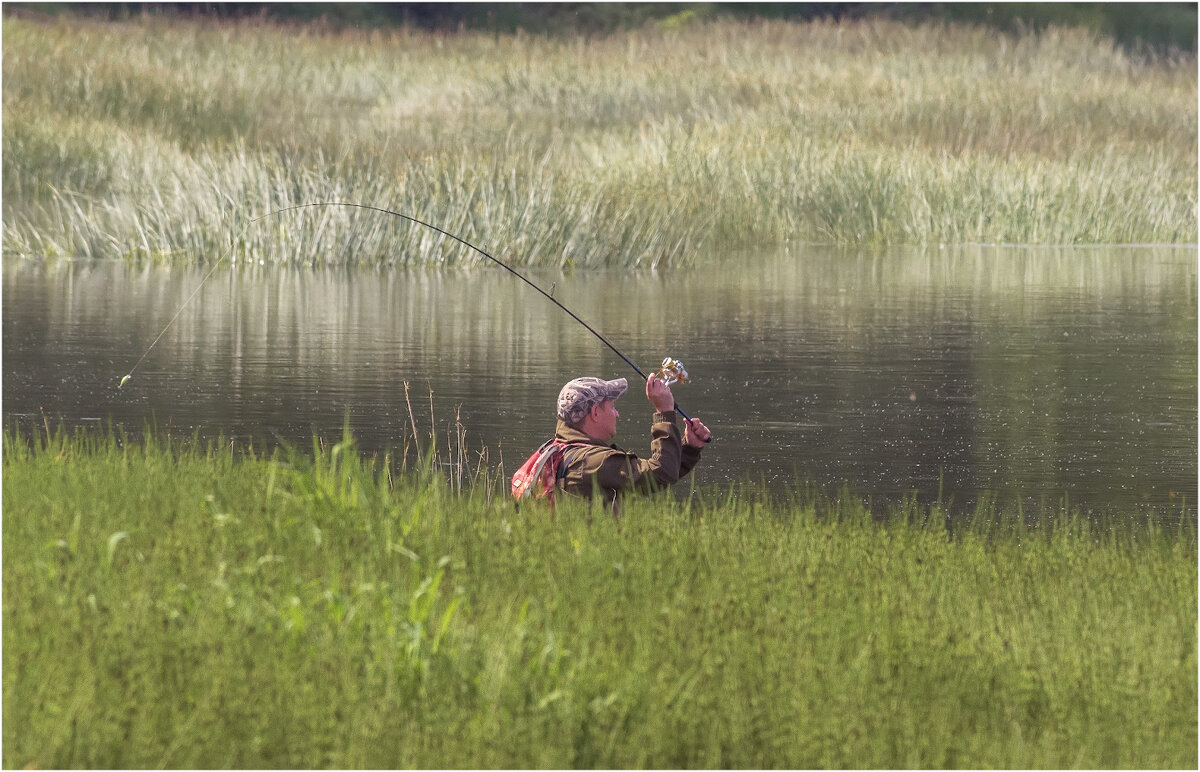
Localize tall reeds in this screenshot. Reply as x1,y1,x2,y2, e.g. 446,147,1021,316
3,14,1195,265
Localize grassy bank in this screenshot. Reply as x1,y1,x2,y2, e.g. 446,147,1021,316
3,13,1196,265
3,429,1195,768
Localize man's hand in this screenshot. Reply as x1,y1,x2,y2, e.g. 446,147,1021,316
684,417,712,448
645,375,675,413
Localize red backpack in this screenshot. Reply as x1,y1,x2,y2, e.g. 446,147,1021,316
511,439,589,505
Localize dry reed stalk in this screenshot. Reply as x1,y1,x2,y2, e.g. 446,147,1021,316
403,379,420,459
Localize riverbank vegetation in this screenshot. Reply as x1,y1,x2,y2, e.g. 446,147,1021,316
4,428,1195,768
21,3,1199,52
3,10,1196,266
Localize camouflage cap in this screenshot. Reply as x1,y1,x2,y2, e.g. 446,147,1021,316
557,377,628,426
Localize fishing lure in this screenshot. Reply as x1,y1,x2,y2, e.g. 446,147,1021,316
656,357,689,386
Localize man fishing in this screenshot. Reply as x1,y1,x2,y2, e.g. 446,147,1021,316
550,374,711,508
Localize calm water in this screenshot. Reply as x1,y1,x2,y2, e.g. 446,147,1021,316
4,244,1196,519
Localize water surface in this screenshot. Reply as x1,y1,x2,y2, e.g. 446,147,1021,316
4,244,1195,519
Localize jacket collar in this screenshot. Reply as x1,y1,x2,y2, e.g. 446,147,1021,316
554,418,610,446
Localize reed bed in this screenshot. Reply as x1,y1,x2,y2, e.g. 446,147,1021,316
3,14,1196,266
3,427,1195,769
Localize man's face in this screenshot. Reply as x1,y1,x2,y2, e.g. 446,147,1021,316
590,399,619,441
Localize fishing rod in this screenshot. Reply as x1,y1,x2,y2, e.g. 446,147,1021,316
120,201,702,423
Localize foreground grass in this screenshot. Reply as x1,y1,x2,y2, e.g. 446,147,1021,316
3,429,1196,769
3,13,1196,265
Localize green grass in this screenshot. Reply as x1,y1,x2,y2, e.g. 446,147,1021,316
3,14,1196,265
4,427,1195,768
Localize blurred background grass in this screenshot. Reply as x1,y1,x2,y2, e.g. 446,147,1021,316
4,5,1195,264
12,3,1196,54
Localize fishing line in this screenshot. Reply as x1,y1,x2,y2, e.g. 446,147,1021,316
119,259,224,389
120,201,697,422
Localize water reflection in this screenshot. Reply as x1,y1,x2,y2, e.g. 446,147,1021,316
4,244,1196,520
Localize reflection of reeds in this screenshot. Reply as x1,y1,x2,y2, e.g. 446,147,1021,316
4,15,1195,263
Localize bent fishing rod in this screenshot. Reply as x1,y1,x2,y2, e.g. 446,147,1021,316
121,201,701,422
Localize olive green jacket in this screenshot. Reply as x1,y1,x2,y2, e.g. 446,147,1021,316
554,410,703,506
